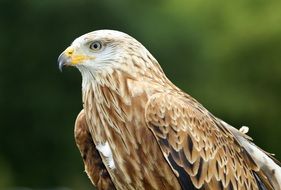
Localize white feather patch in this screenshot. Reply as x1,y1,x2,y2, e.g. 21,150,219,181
239,126,249,134
96,141,116,169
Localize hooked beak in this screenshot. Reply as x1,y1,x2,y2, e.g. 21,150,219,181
58,52,70,72
57,47,75,72
57,46,95,71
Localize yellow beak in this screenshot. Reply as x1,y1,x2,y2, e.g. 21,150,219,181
58,46,95,71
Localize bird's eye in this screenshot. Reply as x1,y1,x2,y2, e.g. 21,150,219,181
89,41,102,51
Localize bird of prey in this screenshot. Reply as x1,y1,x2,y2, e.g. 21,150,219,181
58,30,281,190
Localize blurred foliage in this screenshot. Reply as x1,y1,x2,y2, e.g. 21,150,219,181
0,0,280,189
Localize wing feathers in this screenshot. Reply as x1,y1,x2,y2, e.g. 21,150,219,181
167,152,196,190
74,110,116,190
220,120,281,189
145,93,272,190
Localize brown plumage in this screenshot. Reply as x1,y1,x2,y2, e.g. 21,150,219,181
58,30,281,190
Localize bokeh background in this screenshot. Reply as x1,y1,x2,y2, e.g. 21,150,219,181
0,0,281,189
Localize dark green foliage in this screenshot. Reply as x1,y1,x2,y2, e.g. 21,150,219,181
0,0,280,189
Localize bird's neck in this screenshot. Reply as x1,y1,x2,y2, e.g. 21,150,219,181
80,67,183,142
82,69,132,104
80,60,175,99
81,69,158,137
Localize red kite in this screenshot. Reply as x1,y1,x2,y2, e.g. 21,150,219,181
58,30,281,190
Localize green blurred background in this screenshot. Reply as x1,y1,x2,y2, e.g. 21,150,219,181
0,0,280,189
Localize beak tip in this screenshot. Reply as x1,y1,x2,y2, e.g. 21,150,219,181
58,60,64,72
57,53,67,72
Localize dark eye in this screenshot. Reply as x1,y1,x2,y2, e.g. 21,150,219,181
89,41,102,51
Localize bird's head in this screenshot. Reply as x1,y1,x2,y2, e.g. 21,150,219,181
58,30,160,78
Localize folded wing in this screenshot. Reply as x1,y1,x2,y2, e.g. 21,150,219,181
145,92,276,190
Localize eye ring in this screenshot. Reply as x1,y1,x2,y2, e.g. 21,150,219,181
89,41,102,51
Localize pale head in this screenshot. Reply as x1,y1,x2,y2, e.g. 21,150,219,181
58,29,167,95
58,30,158,76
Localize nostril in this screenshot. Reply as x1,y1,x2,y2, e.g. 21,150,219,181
65,47,74,56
